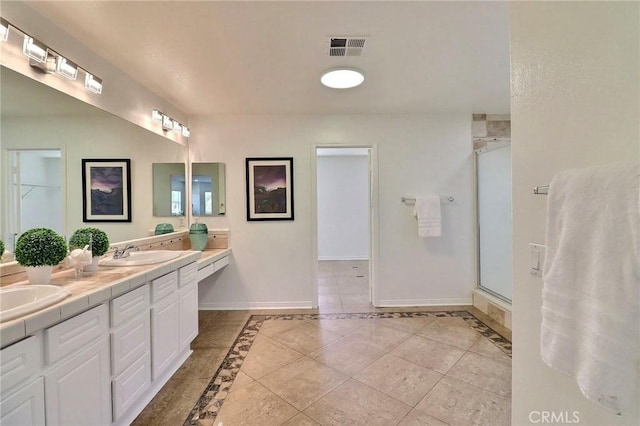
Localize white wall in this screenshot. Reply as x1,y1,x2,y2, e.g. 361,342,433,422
510,2,639,425
2,114,187,243
191,114,475,309
317,154,369,260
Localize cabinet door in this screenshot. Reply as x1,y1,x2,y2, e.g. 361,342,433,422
151,294,179,380
111,352,151,422
111,312,150,377
179,280,199,351
0,377,45,426
45,337,111,426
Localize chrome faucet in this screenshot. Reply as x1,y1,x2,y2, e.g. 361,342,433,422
112,244,139,259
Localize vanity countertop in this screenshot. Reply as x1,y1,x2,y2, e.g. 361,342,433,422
0,248,228,348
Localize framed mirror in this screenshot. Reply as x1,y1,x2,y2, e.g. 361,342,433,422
153,163,186,216
192,163,226,216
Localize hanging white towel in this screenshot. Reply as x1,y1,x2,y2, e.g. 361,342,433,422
415,196,441,237
541,162,639,414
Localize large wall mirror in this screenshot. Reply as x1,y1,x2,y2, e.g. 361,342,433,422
152,163,186,217
192,163,226,216
0,66,188,254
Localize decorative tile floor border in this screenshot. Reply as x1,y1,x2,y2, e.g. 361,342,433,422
184,310,512,426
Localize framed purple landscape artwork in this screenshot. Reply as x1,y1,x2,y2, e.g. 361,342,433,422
82,159,132,222
245,157,294,221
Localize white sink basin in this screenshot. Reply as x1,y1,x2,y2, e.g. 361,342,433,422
0,285,70,322
99,250,181,267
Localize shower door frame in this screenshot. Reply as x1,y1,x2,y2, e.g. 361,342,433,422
474,141,513,304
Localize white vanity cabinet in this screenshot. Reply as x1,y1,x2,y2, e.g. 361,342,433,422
44,305,111,426
0,257,201,426
0,335,45,425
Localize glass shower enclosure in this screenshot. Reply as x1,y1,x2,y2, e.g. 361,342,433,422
476,143,512,303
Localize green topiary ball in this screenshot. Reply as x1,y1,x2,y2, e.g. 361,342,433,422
0,239,4,255
68,227,110,257
15,228,67,267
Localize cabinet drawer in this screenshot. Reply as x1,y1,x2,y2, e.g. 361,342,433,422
179,263,197,287
0,334,42,393
111,312,150,377
112,352,151,422
151,271,178,303
111,284,150,327
214,256,229,271
44,304,108,365
197,263,215,282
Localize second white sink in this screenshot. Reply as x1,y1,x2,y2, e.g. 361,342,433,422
0,285,71,322
99,250,181,267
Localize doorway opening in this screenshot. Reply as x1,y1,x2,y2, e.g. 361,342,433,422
4,149,64,251
312,146,377,311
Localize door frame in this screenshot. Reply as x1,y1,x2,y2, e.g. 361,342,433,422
3,148,66,250
310,143,380,308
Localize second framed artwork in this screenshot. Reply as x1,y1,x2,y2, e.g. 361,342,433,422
82,158,132,222
245,157,294,221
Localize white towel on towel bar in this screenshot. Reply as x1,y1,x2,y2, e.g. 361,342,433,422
415,196,441,237
541,162,639,414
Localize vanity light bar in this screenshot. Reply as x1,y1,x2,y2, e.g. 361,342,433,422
23,36,47,63
1,16,103,94
85,73,103,94
162,115,174,130
151,110,190,138
0,18,10,42
56,56,78,80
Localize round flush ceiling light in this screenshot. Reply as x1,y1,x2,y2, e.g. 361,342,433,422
320,68,365,89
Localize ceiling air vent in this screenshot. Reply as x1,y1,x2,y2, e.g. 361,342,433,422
328,36,367,57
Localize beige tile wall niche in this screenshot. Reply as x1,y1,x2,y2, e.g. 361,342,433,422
472,113,511,151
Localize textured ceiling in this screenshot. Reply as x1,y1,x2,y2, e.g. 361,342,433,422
24,1,511,115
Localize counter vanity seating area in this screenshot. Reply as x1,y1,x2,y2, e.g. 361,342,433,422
0,229,230,426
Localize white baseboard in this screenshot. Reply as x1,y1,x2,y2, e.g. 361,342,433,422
377,298,473,307
199,301,314,310
318,256,369,261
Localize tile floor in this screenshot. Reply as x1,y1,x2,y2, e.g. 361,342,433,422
133,261,512,426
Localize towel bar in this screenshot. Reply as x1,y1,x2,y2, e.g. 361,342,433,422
401,196,455,205
533,186,549,195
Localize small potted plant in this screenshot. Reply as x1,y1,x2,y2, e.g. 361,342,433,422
14,228,67,284
68,227,110,272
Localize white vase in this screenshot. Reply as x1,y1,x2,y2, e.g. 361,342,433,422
82,256,100,272
25,265,54,284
